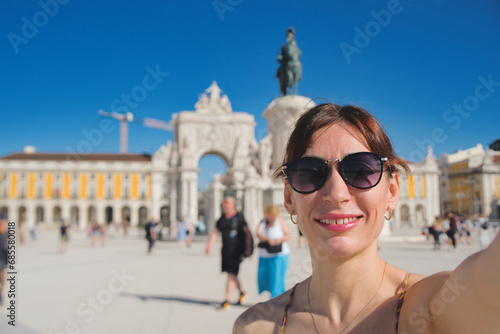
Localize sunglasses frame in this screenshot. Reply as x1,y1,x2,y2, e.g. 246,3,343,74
281,152,388,194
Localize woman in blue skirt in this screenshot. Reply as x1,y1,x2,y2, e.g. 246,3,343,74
256,204,292,298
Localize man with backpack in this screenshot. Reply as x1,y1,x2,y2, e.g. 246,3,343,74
205,197,253,309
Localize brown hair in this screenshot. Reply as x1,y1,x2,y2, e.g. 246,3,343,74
274,103,410,178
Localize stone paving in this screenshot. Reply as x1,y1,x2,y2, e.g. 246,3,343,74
0,225,496,334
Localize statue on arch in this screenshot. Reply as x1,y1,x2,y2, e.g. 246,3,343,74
276,27,302,96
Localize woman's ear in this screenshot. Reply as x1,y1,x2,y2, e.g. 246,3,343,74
283,180,295,215
387,172,400,210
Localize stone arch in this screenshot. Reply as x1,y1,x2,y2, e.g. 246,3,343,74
172,82,257,230
138,206,148,226
160,206,170,227
121,206,131,223
53,206,62,224
0,207,8,219
400,204,410,224
88,206,97,223
36,206,44,223
105,206,113,224
18,206,26,225
70,206,79,226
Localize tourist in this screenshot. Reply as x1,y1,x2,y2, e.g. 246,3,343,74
256,204,291,298
446,211,458,249
205,197,252,309
234,103,500,333
57,219,69,253
430,215,443,249
145,218,156,254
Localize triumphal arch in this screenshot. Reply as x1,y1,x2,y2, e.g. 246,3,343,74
154,81,314,231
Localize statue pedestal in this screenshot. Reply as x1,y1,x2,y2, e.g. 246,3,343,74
263,95,315,170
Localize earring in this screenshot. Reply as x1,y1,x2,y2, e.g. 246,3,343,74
290,214,298,224
385,209,392,221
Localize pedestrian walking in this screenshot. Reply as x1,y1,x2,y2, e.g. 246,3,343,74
430,215,443,249
145,218,156,254
205,196,253,309
57,219,69,253
256,204,291,298
446,212,458,249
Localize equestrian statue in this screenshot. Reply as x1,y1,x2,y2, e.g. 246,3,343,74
276,27,302,96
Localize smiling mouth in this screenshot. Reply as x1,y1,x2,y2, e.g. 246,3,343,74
317,217,361,225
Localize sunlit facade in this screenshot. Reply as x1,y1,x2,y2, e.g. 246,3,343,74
439,144,500,220
0,152,171,229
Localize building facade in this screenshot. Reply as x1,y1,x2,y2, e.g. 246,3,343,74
439,144,500,220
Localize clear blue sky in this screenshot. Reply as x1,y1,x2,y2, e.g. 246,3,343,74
1,1,500,188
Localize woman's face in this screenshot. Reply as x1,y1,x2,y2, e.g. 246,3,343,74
284,122,400,258
265,211,277,223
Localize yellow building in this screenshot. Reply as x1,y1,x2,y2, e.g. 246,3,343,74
439,144,500,219
0,152,170,229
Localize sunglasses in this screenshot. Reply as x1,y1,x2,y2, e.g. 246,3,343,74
281,152,388,194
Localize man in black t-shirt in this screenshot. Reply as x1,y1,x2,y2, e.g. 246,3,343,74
206,197,252,309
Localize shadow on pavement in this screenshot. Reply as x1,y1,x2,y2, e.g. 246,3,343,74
120,292,250,309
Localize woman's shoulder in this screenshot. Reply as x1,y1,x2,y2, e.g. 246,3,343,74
233,288,294,333
405,270,451,300
396,271,453,332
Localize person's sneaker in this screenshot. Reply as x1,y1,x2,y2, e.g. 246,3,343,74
220,300,230,309
238,292,246,305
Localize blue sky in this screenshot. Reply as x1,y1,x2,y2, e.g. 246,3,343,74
1,0,500,188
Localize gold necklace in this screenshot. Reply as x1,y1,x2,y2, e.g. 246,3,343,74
307,261,388,334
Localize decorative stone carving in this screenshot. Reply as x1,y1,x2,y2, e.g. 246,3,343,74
194,81,232,114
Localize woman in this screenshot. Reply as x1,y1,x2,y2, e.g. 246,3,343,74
234,103,500,333
256,204,292,298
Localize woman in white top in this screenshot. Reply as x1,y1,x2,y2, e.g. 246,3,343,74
256,204,292,298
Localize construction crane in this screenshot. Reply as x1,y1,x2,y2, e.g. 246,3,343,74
98,110,173,153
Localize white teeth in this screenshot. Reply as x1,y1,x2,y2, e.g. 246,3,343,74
319,217,358,225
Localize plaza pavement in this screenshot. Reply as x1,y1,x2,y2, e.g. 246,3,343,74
0,224,497,334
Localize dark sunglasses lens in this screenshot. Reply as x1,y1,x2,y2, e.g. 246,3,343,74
287,158,327,193
342,153,383,189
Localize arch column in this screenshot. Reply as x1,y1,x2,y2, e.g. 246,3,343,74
207,177,224,233
180,168,198,226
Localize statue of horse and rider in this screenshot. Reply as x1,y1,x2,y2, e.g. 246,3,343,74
276,27,302,96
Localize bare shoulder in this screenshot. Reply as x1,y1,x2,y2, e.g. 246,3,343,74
233,290,292,334
398,271,453,333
